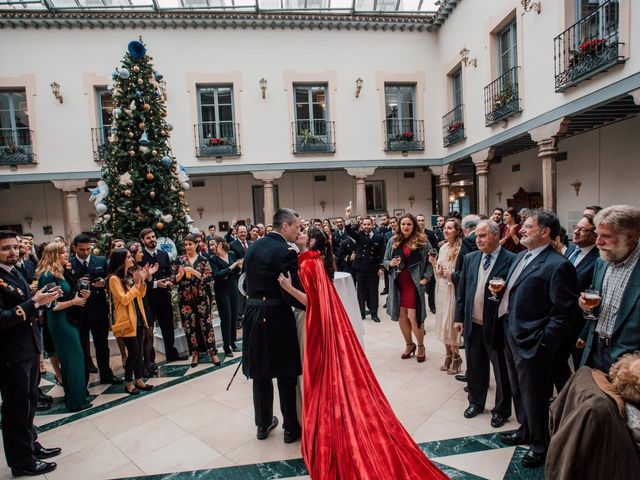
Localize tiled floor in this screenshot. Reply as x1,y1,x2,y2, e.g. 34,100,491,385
1,303,545,480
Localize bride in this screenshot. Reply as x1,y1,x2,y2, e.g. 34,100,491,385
279,227,447,480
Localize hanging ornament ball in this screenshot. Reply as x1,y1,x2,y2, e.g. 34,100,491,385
92,248,101,255
126,180,133,187
113,108,122,118
185,207,191,213
160,130,167,136
181,182,190,190
166,122,174,131
139,146,149,154
156,222,164,230
151,149,158,156
107,84,114,91
132,65,141,74
178,191,185,198
149,191,156,198
118,68,130,79
154,71,163,81
146,172,154,181
128,131,134,138
162,214,173,223
137,78,144,85
138,122,145,130
96,203,107,215
129,150,135,157
143,103,150,111
124,189,132,197
161,155,172,166
135,90,143,98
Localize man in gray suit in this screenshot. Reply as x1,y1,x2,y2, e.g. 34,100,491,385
581,205,640,373
454,220,514,428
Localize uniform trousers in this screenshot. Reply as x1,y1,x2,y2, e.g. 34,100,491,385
253,377,299,432
355,270,379,318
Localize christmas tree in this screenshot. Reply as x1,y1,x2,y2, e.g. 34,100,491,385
91,38,190,253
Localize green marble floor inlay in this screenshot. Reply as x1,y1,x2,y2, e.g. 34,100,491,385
157,364,191,377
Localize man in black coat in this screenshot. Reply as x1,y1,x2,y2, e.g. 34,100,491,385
69,234,121,384
243,208,303,443
497,210,579,468
331,217,348,258
345,204,386,322
0,231,61,477
139,228,187,362
454,220,514,428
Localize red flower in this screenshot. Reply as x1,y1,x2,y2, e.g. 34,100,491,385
401,131,414,140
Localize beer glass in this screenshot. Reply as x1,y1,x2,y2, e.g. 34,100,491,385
488,277,505,302
583,289,601,320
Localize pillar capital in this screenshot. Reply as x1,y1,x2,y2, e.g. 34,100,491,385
51,179,87,192
528,118,570,143
251,170,284,182
471,148,495,176
345,167,376,179
428,164,453,178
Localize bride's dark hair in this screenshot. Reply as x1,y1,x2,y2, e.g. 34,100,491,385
308,227,335,280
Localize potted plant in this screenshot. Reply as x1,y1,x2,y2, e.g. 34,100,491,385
445,121,465,145
297,129,327,152
388,130,420,151
201,135,236,156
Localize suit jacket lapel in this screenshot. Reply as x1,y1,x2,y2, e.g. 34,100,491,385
505,251,526,283
612,263,640,335
511,246,552,290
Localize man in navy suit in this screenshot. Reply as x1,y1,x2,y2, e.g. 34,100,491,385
0,231,61,477
70,234,121,384
497,210,579,468
454,220,514,428
332,217,348,258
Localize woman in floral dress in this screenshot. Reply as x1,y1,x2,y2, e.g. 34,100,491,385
173,233,220,368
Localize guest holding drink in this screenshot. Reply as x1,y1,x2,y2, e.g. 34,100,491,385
383,214,433,363
500,207,525,254
429,218,463,374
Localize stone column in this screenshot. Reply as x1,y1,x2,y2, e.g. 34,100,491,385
471,148,495,216
252,170,284,224
429,165,453,215
345,167,376,217
529,118,569,212
52,179,87,242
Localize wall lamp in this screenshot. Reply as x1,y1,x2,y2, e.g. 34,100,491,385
259,77,268,99
197,206,204,219
355,78,364,98
320,200,327,212
521,0,541,14
50,82,63,104
460,48,477,68
408,196,415,208
571,181,582,197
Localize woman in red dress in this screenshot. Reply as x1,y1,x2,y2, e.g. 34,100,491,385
383,214,433,362
279,228,447,480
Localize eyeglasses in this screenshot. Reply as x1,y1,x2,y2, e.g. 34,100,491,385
573,225,595,234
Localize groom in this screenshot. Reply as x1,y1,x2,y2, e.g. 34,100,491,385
242,208,305,443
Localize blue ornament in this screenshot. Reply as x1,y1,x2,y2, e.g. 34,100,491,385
113,108,122,118
135,90,143,98
128,40,146,59
119,69,130,79
139,131,150,145
154,71,163,81
161,155,172,166
96,203,107,215
166,122,174,131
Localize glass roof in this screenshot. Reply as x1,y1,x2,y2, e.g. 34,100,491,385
0,0,438,14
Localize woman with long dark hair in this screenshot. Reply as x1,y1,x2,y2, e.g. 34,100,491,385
383,214,433,363
500,206,524,253
174,234,219,367
36,242,91,412
108,248,154,395
277,227,446,480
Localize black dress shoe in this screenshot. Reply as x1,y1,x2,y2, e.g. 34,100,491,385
38,390,53,404
256,416,278,440
455,374,467,382
491,413,507,428
371,315,381,323
521,449,546,468
11,460,57,477
284,428,301,444
464,405,484,419
34,444,61,460
500,431,528,446
100,376,124,385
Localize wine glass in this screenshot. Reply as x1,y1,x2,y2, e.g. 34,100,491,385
488,277,505,302
583,289,601,320
392,255,401,271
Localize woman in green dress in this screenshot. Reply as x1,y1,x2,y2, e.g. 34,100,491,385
36,242,91,412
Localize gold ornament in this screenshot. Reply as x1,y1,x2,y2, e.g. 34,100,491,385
146,172,154,181
124,189,132,196
137,78,144,85
185,207,191,213
178,191,185,198
151,150,158,156
143,103,150,111
128,131,134,138
156,222,164,230
138,122,145,130
161,111,167,117
132,65,140,73
149,191,156,198
160,130,167,136
126,180,133,187
136,206,141,212
128,150,135,157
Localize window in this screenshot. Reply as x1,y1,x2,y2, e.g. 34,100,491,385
294,84,328,137
443,68,465,146
384,84,423,150
0,90,30,148
451,69,463,108
197,86,238,155
576,0,618,41
365,181,386,213
96,89,113,144
498,20,518,75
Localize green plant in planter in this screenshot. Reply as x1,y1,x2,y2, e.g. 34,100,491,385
298,129,321,145
492,82,516,111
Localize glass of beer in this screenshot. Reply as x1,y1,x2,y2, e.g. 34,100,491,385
583,289,601,320
488,277,506,302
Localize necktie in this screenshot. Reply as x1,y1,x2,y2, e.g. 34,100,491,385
83,260,88,270
242,241,247,251
568,248,581,265
498,252,532,317
482,254,492,271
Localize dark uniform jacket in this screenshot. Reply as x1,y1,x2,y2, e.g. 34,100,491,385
345,224,385,273
141,249,173,306
69,255,109,321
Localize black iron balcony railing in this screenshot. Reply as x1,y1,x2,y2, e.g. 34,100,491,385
442,105,465,147
0,128,35,165
484,66,522,126
554,0,623,92
383,119,425,152
292,120,336,154
195,122,241,157
91,126,110,162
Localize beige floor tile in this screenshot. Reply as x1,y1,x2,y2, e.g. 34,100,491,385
433,446,516,480
201,455,239,469
90,401,162,438
38,420,106,460
100,461,146,480
412,415,486,443
45,439,130,480
192,411,259,455
133,435,223,475
142,384,207,416
110,417,189,460
166,398,235,432
225,435,302,465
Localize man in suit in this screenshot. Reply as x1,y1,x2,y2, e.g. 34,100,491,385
243,208,303,443
492,208,506,237
206,224,216,243
69,234,121,384
16,237,36,284
454,220,514,428
345,204,386,323
230,224,251,328
139,228,187,362
0,230,61,477
497,210,579,468
581,205,640,373
433,215,446,246
332,217,348,260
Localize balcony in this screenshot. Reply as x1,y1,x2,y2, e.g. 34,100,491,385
554,0,624,92
484,67,522,126
292,120,336,154
195,122,240,157
0,128,35,165
442,105,465,147
91,126,110,162
383,119,425,152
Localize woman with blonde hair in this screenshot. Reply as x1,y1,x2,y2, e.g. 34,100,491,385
36,242,91,412
383,214,433,363
429,217,464,374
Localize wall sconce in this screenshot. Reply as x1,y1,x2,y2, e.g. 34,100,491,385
495,191,502,203
408,196,415,208
460,48,477,68
24,216,33,228
355,78,363,98
570,181,582,197
259,78,267,99
197,206,204,219
320,200,327,212
458,189,466,198
521,0,541,14
50,82,63,104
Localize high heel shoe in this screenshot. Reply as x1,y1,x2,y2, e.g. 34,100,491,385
416,344,426,363
401,343,416,359
191,352,199,368
440,354,453,371
209,350,221,366
448,354,463,375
